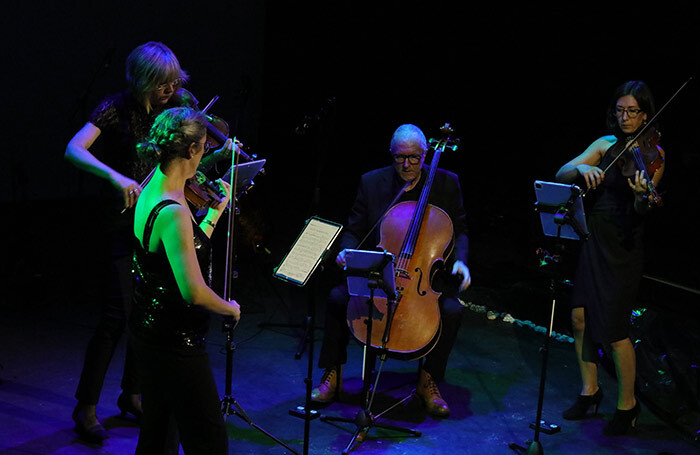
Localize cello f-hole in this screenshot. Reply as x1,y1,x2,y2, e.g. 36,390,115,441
415,267,427,296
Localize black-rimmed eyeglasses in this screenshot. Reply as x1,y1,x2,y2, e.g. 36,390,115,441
615,106,643,119
392,153,423,165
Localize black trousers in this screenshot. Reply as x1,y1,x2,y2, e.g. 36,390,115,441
317,283,464,382
133,342,228,455
75,227,139,405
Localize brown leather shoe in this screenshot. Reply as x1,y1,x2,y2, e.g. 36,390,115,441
311,366,342,403
416,369,450,418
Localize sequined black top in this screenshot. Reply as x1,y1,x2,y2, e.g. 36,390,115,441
130,200,212,353
90,91,163,189
89,90,187,227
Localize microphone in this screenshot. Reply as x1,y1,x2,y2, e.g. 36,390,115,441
294,97,336,136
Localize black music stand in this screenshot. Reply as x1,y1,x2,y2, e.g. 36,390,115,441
510,181,589,455
320,249,421,455
274,216,343,455
220,317,299,455
217,154,299,455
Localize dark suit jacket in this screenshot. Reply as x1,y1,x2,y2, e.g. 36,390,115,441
340,165,469,266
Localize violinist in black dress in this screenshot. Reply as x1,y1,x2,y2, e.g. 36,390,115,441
130,106,240,454
555,81,665,436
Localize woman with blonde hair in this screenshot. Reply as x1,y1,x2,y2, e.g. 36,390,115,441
65,41,233,442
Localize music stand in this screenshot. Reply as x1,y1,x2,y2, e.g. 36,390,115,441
222,159,266,201
345,249,396,300
510,181,588,455
320,249,421,455
533,180,589,242
218,157,298,455
274,216,343,455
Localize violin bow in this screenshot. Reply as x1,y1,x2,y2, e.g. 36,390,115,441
120,95,222,215
223,135,240,309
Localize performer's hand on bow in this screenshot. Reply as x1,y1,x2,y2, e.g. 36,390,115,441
576,164,605,190
451,260,471,291
212,138,244,162
112,174,142,209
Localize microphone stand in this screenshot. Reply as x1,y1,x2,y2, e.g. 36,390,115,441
287,100,337,455
257,100,336,358
218,138,299,455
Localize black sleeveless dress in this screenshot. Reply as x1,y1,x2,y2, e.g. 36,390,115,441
129,199,212,352
129,199,228,455
571,140,646,357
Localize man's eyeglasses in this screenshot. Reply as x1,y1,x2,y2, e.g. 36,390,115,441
615,106,643,119
156,78,181,91
392,153,423,165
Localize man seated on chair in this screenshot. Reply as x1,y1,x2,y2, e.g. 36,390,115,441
311,124,471,418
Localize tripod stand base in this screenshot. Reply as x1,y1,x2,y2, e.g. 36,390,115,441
528,441,544,455
222,395,300,455
509,440,543,455
321,412,421,455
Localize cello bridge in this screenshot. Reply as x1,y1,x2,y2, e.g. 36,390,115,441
395,268,410,280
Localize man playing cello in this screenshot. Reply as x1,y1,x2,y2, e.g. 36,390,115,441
312,123,471,418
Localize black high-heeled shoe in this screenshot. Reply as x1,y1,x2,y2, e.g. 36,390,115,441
603,400,640,436
562,387,603,420
72,406,109,444
117,393,143,421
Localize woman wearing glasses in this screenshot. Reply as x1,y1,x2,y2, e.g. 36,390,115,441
64,41,233,442
555,81,665,436
130,106,239,454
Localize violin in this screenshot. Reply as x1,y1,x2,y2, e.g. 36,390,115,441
178,89,259,210
346,124,459,361
184,171,225,211
617,126,665,206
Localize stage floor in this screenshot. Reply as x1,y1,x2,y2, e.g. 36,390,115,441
1,281,697,455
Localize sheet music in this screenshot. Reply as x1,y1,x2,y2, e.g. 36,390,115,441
274,217,342,286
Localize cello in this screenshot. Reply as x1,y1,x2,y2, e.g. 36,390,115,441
346,124,460,361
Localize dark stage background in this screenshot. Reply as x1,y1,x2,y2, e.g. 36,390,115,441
1,1,699,434
3,2,698,314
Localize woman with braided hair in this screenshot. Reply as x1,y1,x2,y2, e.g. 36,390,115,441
130,106,240,454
